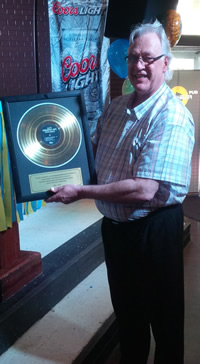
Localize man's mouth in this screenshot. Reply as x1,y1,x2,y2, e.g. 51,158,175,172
135,74,146,79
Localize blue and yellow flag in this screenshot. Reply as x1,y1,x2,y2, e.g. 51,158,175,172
0,102,14,231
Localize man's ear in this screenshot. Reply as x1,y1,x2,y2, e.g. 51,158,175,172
163,56,169,73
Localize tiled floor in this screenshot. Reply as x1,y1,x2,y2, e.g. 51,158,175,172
0,262,113,364
18,199,103,258
1,200,112,364
0,201,200,364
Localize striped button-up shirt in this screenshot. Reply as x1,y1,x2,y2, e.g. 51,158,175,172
93,82,195,221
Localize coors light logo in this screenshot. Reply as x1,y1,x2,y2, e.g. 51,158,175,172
62,54,99,90
52,1,104,15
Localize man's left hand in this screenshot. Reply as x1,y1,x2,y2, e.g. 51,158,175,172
45,185,80,204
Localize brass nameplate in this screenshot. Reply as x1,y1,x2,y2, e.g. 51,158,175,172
29,168,83,193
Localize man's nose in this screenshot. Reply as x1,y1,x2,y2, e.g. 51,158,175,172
135,58,145,68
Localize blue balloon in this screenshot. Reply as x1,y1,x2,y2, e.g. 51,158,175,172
107,39,129,79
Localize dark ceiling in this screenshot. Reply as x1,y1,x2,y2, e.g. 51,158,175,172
105,0,179,38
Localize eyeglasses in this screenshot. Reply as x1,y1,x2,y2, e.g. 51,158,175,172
125,54,165,65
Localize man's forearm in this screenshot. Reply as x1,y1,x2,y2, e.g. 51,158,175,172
46,178,159,205
79,178,158,203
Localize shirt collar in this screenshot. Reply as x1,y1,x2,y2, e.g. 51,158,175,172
126,82,167,120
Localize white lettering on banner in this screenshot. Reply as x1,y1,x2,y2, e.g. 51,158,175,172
66,70,99,90
87,7,102,15
189,90,199,95
179,95,192,100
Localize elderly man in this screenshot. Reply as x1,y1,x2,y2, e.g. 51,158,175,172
47,20,194,364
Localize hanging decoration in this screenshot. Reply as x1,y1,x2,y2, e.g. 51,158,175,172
159,9,182,48
122,77,134,95
107,38,129,79
165,9,182,47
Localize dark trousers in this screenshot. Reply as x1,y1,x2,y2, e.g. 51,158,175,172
101,204,184,364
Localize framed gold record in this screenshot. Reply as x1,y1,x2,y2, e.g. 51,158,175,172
17,103,82,168
2,91,96,202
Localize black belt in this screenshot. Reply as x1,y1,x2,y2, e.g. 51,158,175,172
104,203,181,225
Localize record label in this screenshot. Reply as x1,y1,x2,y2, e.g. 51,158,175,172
40,125,61,147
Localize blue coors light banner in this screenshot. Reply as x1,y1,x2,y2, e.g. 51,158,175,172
48,1,109,134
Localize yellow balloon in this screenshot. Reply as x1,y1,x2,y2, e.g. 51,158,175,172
122,77,134,95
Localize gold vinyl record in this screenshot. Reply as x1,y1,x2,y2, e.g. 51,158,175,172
17,103,82,168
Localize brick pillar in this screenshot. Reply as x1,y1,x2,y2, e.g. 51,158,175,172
0,222,42,301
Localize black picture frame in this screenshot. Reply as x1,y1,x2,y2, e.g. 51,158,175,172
2,91,96,203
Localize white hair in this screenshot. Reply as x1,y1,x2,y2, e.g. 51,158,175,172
129,20,173,81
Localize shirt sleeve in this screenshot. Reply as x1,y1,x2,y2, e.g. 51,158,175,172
133,102,195,186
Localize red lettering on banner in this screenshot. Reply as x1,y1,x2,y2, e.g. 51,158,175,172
89,55,96,70
52,2,63,15
62,54,98,83
53,2,78,16
71,62,80,78
80,58,89,74
62,56,72,82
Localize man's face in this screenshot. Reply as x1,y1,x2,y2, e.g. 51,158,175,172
128,32,168,101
